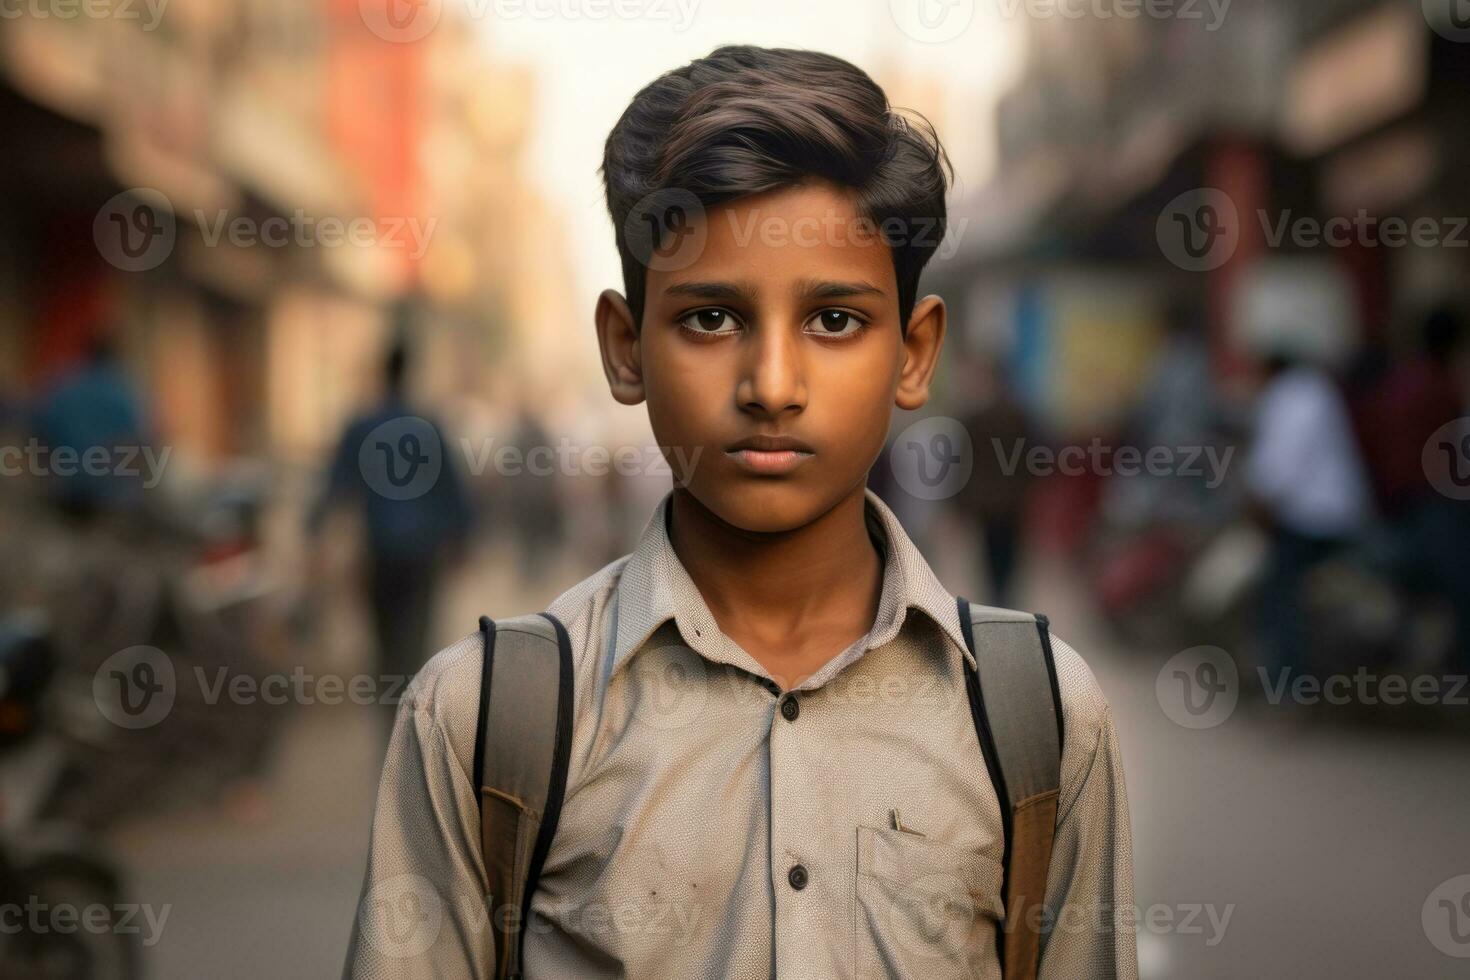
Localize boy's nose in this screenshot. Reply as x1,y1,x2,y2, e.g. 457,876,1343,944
736,326,807,418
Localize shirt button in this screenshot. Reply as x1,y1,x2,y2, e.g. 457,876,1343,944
787,864,808,890
780,696,800,721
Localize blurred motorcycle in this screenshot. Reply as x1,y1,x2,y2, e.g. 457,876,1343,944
0,614,140,980
1090,486,1457,686
23,464,286,831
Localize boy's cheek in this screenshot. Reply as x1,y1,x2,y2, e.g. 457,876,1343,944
642,404,715,484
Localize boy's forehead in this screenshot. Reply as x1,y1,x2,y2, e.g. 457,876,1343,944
648,181,896,294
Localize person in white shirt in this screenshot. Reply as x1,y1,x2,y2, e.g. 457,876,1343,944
1245,355,1373,675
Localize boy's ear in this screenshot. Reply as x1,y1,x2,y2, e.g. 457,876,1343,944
895,294,947,411
595,289,645,406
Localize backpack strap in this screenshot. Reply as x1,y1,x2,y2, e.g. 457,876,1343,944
474,612,574,980
957,597,1064,980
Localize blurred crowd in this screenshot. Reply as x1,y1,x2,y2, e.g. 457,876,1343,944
872,286,1470,709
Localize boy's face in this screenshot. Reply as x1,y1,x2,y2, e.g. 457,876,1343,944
596,180,946,533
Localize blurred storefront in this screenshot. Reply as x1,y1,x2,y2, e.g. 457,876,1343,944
1282,2,1470,339
1,0,577,481
2,0,265,462
934,0,1470,426
923,0,1470,561
933,0,1284,431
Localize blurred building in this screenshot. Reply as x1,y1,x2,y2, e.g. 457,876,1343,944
1280,2,1470,326
932,0,1470,433
0,0,576,480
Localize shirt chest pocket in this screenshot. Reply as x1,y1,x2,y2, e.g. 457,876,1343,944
854,824,1005,980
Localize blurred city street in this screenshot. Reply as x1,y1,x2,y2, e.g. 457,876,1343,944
99,542,1470,980
4,0,1470,976
102,535,590,980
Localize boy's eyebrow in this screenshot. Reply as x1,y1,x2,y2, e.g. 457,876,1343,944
661,278,888,304
795,278,887,301
662,280,760,303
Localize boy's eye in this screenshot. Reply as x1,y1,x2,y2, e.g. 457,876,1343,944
678,309,739,335
805,310,865,338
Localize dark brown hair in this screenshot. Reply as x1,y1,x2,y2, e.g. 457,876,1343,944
601,45,952,330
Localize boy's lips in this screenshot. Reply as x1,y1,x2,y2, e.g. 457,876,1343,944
724,434,815,476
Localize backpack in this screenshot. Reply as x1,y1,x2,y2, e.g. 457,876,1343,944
472,597,1065,980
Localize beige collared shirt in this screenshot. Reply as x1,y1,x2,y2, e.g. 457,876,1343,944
344,487,1137,979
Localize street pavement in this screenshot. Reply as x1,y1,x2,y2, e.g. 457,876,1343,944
107,544,1470,978
1031,554,1470,979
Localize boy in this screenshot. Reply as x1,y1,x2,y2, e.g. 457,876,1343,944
345,45,1136,979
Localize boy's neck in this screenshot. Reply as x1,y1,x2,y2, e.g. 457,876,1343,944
666,483,884,692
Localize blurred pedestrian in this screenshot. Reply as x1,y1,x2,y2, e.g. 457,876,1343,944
1124,297,1234,525
506,405,565,585
308,332,472,727
954,352,1032,607
32,334,151,522
1355,305,1470,667
1245,349,1373,676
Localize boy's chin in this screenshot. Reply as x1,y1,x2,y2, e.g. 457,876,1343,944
685,481,845,536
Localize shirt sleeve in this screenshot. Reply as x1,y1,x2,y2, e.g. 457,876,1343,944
1038,638,1139,980
343,682,493,979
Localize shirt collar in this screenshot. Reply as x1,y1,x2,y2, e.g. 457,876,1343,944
610,487,975,681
